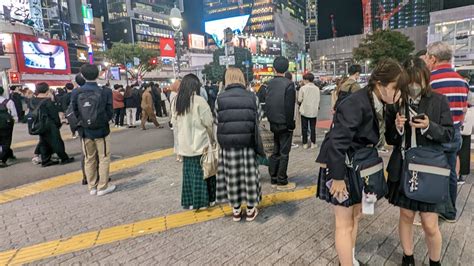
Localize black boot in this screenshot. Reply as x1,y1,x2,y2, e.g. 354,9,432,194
402,254,415,266
429,259,441,266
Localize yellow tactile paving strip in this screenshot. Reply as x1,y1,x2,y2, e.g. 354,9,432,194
0,186,317,265
0,148,174,205
11,127,125,149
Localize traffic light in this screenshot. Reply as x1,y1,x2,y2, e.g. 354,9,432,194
150,58,158,65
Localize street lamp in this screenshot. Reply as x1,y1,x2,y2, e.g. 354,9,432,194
170,7,182,77
365,60,371,75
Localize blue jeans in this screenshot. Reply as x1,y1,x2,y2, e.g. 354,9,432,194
441,126,462,219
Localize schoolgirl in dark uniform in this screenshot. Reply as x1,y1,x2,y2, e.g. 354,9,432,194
385,57,454,266
316,59,408,266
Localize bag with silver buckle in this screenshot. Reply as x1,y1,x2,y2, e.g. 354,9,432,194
402,146,450,204
347,147,387,201
400,110,450,204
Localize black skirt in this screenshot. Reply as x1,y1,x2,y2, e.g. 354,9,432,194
316,166,363,207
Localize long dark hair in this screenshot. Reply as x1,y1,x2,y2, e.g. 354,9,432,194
368,58,409,106
124,86,133,98
176,74,201,116
402,56,432,97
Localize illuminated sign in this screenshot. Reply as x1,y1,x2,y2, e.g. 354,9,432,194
188,34,205,50
205,15,250,47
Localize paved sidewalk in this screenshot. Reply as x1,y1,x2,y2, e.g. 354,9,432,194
0,130,473,265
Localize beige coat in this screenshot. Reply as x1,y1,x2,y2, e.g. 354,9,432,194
171,95,214,156
141,90,154,111
298,82,320,118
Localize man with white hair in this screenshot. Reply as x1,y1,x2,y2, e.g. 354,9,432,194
426,41,470,223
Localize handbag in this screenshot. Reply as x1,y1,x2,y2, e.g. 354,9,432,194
400,109,450,204
347,147,387,201
201,142,218,180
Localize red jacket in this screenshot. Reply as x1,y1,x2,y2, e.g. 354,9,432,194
112,90,125,109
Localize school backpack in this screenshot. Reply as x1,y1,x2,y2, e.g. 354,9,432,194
77,89,103,129
27,100,48,135
0,99,14,129
65,103,78,132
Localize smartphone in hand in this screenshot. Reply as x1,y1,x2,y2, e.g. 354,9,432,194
326,179,349,203
411,113,426,122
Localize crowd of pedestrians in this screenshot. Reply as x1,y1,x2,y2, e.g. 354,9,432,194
0,40,472,265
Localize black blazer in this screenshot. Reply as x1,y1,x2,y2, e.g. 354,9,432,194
317,88,380,180
385,91,454,182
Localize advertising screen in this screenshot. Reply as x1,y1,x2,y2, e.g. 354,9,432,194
205,15,250,47
188,34,205,50
231,35,257,54
14,33,71,74
258,37,282,56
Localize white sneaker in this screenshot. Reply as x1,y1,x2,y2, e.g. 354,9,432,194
311,143,317,149
97,184,116,196
90,189,97,196
303,144,309,149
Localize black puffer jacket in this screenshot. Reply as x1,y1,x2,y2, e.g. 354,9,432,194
216,83,257,149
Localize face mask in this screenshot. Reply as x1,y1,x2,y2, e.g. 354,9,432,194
408,84,422,98
378,85,399,105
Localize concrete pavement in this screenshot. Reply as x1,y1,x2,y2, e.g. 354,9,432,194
0,130,472,265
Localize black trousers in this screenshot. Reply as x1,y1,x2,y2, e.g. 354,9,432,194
301,116,317,145
269,126,293,185
160,100,168,117
114,108,125,126
38,124,69,164
155,101,162,117
0,126,13,163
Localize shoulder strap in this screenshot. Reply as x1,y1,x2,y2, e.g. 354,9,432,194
0,99,9,107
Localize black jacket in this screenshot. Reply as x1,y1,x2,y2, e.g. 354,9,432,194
385,92,454,182
265,76,296,131
71,82,113,139
124,89,141,108
216,84,258,149
317,88,379,180
29,97,61,129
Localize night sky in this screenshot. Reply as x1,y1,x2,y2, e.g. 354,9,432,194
183,0,204,36
318,0,363,40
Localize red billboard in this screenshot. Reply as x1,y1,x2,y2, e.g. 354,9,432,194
13,33,71,75
160,38,176,58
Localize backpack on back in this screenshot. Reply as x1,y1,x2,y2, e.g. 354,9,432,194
0,99,14,129
27,100,48,135
77,89,103,129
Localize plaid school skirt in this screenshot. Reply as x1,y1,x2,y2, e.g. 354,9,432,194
316,165,363,207
216,147,262,208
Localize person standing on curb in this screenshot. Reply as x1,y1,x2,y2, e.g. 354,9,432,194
426,41,469,222
265,56,297,191
215,68,262,222
172,74,216,210
72,64,115,196
298,73,320,149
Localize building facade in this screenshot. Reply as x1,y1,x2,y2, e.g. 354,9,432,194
428,5,474,67
305,0,317,51
106,0,179,51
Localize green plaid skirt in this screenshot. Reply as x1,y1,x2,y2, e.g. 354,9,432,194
182,155,216,209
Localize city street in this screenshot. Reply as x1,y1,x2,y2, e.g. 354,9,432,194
0,95,472,265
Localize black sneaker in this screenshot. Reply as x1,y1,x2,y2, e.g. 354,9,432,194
42,160,60,167
60,157,75,165
402,254,415,266
457,175,466,185
439,214,456,223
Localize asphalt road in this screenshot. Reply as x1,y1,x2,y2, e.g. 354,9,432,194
1,94,333,191
0,119,174,191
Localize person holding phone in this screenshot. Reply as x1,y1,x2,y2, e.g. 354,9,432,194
316,59,408,266
385,57,454,266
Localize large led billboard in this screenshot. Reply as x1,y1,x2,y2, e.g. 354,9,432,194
205,15,250,47
13,33,71,75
